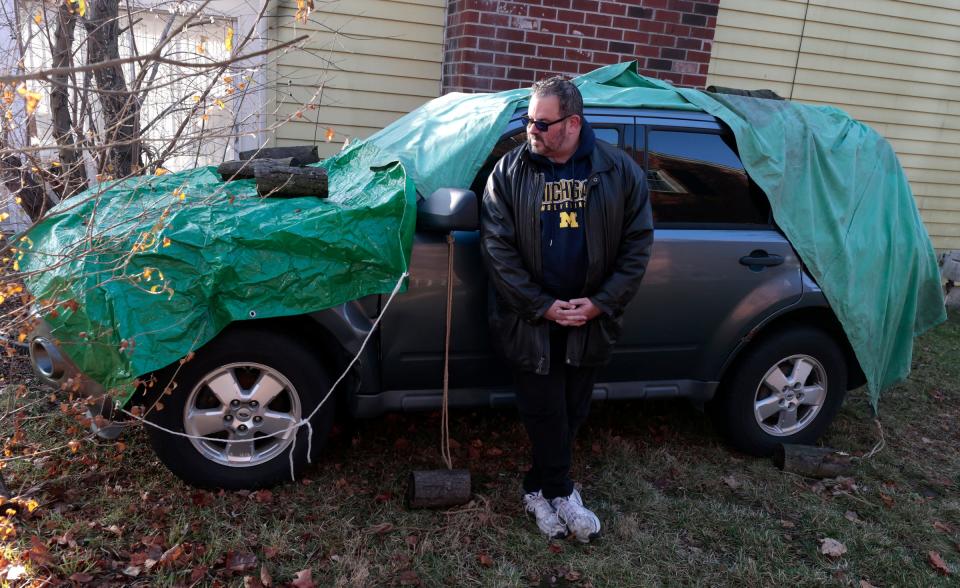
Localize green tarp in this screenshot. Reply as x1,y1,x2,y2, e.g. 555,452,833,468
22,143,416,398
24,61,944,409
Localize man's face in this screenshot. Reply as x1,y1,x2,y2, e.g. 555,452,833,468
526,94,579,160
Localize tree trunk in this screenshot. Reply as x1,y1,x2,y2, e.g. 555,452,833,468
1,156,54,222
406,470,471,509
253,165,328,198
50,4,87,198
85,0,140,178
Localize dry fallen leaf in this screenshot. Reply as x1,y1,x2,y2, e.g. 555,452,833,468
366,522,395,535
548,543,562,554
478,553,494,568
819,538,847,558
291,569,315,588
934,520,954,533
780,519,795,529
398,569,420,586
722,475,740,490
260,565,273,587
844,511,862,524
225,551,258,573
859,580,878,588
929,551,951,575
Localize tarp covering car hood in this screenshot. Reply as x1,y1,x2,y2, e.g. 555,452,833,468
24,61,944,409
22,143,415,399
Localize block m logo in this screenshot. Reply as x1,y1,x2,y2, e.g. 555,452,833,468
559,212,579,228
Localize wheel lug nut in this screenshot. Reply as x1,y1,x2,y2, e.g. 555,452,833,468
238,424,248,432
224,414,233,422
253,416,262,423
250,401,259,408
231,399,240,407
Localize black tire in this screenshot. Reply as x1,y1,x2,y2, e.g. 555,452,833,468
143,328,335,489
711,326,847,456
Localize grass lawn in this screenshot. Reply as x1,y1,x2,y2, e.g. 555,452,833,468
1,311,958,587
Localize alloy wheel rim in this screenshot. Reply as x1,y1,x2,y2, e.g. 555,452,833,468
183,362,302,467
753,354,827,436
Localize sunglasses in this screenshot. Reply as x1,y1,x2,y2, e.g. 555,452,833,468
521,114,573,132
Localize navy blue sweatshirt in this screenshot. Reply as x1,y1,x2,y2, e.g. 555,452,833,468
531,121,596,301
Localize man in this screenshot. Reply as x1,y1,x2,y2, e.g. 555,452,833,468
480,76,653,542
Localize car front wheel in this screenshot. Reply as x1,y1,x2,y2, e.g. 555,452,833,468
143,328,334,489
712,326,848,456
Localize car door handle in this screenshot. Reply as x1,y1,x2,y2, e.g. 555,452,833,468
739,250,784,271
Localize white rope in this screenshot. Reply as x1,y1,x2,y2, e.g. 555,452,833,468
117,271,409,481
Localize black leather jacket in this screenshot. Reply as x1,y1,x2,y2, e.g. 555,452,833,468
480,139,654,374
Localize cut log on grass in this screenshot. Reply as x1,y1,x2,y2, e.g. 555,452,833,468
406,469,471,509
254,165,328,198
239,146,319,166
773,444,853,478
217,158,293,181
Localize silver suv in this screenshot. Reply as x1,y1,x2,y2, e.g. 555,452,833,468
30,107,864,489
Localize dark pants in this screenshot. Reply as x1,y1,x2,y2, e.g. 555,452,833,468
514,327,597,500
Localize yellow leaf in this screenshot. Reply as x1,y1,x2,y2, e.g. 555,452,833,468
196,42,205,54
192,95,201,103
162,237,171,247
4,111,11,120
67,440,80,453
325,127,334,142
225,27,234,52
33,12,43,25
17,333,26,343
223,75,234,84
25,499,39,513
76,0,86,17
155,168,170,176
2,89,13,104
14,197,21,204
214,99,225,110
0,212,8,222
17,86,42,115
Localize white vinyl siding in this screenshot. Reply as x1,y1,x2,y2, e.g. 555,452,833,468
707,0,960,250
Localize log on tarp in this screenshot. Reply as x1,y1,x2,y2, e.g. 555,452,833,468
406,469,471,509
773,444,854,478
254,165,328,198
239,146,319,166
217,158,293,181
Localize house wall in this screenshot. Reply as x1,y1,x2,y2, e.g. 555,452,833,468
705,0,960,251
270,0,446,157
444,0,720,93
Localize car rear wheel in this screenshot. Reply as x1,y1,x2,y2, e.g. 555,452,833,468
144,328,334,489
712,326,847,456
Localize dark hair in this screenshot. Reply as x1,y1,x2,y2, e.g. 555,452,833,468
531,75,583,118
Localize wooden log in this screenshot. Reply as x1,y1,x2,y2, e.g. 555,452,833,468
254,165,328,198
406,469,471,509
217,158,293,181
773,444,853,478
239,146,319,166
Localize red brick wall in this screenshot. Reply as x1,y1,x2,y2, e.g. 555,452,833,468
443,0,719,93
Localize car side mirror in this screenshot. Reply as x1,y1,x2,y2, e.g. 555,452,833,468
416,188,479,232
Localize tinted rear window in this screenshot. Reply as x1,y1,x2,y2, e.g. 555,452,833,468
647,130,770,226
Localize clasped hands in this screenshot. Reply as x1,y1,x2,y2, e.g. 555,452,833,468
544,298,602,327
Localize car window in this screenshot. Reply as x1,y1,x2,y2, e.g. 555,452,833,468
593,127,620,146
646,130,770,226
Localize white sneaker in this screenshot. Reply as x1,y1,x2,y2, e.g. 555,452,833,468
523,491,568,539
551,489,601,543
